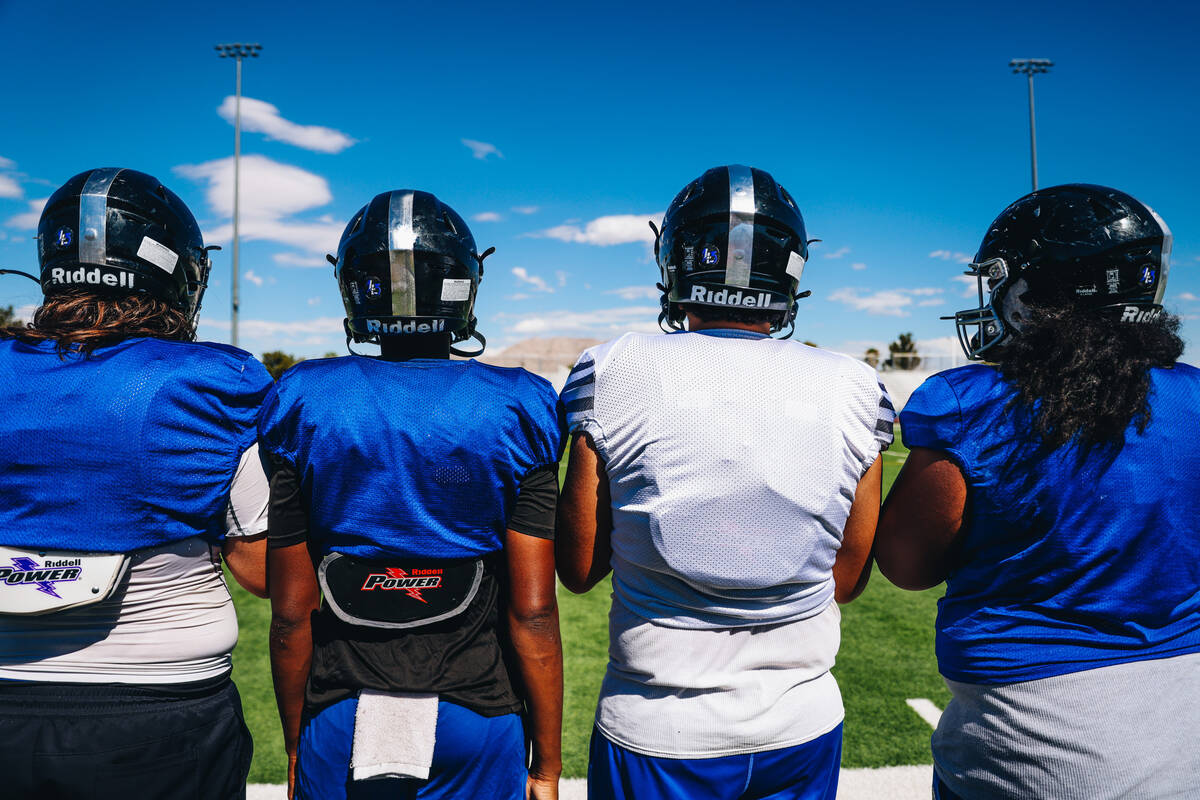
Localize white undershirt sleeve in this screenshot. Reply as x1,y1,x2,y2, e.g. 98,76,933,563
225,442,270,538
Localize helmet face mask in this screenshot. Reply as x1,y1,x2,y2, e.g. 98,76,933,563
37,168,212,321
333,190,489,354
951,184,1172,361
655,165,811,334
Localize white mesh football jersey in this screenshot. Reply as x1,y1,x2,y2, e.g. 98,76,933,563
564,330,895,630
563,329,894,756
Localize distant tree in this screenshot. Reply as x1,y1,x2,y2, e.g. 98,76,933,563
885,333,921,370
802,340,818,348
0,305,16,328
863,347,880,368
261,351,300,381
321,352,339,359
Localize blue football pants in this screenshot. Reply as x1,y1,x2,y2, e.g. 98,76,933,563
588,723,843,800
296,695,526,800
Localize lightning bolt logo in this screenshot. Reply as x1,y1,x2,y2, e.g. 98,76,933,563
385,567,429,603
11,557,64,599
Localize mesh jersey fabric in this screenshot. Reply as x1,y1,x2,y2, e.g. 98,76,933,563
900,363,1200,684
0,337,271,551
563,330,895,629
257,356,564,560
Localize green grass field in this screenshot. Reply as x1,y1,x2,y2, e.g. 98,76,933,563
231,439,947,783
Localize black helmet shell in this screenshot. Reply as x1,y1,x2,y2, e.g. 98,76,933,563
953,183,1172,360
334,190,486,346
656,165,810,332
38,168,211,318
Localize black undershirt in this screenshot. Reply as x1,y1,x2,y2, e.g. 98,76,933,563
266,459,559,716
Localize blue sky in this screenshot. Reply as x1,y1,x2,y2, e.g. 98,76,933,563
2,0,1198,361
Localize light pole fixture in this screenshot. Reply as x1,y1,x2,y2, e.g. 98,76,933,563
1010,58,1053,192
214,42,262,348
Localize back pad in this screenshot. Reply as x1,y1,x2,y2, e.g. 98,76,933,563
318,553,484,630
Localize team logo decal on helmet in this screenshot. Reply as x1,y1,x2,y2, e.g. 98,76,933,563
36,168,214,320
330,189,493,356
653,165,813,335
950,183,1172,360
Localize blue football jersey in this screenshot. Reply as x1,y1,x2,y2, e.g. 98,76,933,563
0,337,272,551
901,363,1200,684
257,357,564,560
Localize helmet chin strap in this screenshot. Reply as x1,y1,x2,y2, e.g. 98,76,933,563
450,329,486,358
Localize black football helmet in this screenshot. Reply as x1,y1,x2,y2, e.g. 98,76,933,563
332,190,492,355
953,183,1172,360
655,165,811,334
37,168,213,320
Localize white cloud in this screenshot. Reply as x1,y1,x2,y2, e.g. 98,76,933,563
4,197,47,229
197,315,346,352
951,274,979,297
0,156,15,169
0,174,21,199
273,252,331,268
506,293,532,301
307,296,321,306
555,270,567,288
530,213,662,247
828,287,945,317
472,211,502,222
1178,292,1198,301
917,298,945,307
218,96,355,154
244,270,265,287
512,266,553,292
175,155,342,254
511,206,539,215
930,250,973,264
850,262,867,271
821,246,850,259
497,306,661,337
607,285,659,301
462,139,502,160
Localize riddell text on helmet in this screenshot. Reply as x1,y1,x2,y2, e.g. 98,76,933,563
365,318,447,334
689,285,772,307
1121,306,1162,323
49,267,135,288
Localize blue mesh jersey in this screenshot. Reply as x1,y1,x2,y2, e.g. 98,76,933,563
0,337,271,551
257,357,564,560
901,363,1200,684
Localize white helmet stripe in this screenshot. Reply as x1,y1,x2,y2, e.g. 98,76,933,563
726,165,755,287
387,190,417,317
78,168,123,266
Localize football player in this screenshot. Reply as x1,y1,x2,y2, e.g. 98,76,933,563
557,165,894,800
262,190,565,800
0,168,271,798
876,184,1200,799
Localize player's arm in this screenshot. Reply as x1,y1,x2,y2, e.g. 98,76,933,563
833,455,883,603
505,528,563,799
265,460,319,799
874,447,967,591
556,432,613,594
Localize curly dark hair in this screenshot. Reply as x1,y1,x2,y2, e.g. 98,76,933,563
0,291,195,355
997,303,1184,451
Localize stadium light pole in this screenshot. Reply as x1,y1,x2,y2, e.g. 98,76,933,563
1010,58,1053,191
214,42,262,348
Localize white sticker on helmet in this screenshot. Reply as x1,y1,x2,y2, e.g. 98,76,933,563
441,278,471,301
786,251,806,282
136,236,179,274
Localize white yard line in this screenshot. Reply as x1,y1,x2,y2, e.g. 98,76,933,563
906,697,943,729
